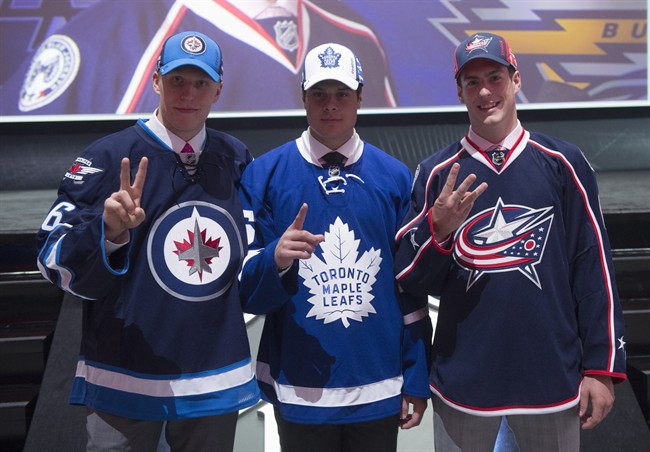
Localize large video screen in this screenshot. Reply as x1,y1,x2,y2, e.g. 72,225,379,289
0,0,647,120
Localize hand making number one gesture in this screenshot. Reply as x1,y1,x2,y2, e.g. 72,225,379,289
103,157,149,243
274,203,325,271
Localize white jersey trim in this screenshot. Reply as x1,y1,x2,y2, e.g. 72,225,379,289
257,361,402,407
75,359,256,397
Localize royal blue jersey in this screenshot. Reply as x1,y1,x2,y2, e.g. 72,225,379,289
36,121,260,420
394,128,626,416
239,133,431,424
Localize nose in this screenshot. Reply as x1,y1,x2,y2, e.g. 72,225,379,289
323,95,338,111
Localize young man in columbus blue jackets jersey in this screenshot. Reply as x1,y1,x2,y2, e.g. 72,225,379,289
394,32,627,450
35,31,259,451
239,43,432,452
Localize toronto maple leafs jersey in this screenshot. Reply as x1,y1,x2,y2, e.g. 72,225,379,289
0,0,396,115
35,121,260,420
394,127,627,416
239,133,431,424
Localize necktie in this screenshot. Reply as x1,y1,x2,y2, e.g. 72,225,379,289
181,142,196,166
321,151,346,166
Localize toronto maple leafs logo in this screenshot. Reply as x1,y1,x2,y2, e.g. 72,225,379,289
454,198,553,290
319,46,342,69
299,217,381,328
148,201,243,302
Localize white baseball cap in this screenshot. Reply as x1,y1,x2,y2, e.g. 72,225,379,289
302,43,364,91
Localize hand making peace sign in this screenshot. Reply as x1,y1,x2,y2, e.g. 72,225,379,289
103,157,148,243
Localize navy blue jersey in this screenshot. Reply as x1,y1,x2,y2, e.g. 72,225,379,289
239,134,431,424
394,128,626,415
36,121,260,420
0,0,396,115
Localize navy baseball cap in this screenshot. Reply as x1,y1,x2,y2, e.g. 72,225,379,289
157,31,223,82
454,32,517,79
302,43,364,90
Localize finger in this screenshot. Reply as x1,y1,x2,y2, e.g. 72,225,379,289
440,163,460,197
119,158,132,191
132,157,148,193
289,203,309,231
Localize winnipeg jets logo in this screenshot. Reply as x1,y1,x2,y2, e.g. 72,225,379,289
173,217,223,281
64,157,103,182
148,201,243,302
300,218,381,328
454,198,553,290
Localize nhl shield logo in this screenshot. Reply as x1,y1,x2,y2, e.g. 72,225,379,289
273,20,299,52
147,201,243,302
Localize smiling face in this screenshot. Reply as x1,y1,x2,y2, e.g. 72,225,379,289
152,65,222,141
457,59,521,143
303,80,362,150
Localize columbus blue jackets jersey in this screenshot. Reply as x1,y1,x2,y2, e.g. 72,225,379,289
239,134,431,424
36,121,260,420
394,127,626,416
0,0,396,115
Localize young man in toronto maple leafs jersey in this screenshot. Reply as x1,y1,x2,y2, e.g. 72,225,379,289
35,32,259,451
394,32,626,450
239,43,432,452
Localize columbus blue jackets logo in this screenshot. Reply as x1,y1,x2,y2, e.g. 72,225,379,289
454,198,553,290
19,34,80,112
147,201,243,302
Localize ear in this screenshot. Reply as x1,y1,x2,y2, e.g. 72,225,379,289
457,83,465,105
512,70,522,94
356,88,363,108
152,71,161,95
212,82,223,104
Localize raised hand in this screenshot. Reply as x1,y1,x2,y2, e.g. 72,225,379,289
430,162,487,241
103,157,148,243
274,203,325,270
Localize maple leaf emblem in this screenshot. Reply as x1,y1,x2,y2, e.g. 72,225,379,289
300,217,381,328
173,218,222,282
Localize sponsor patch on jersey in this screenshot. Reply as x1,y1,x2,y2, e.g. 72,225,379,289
300,217,380,328
19,34,80,112
147,201,243,302
64,157,103,183
454,198,554,290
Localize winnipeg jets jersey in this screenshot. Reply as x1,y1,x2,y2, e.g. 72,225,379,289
394,127,626,415
36,121,260,420
239,133,431,424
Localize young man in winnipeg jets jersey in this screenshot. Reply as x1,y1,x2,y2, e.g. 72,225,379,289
394,32,626,450
35,31,259,451
239,43,431,452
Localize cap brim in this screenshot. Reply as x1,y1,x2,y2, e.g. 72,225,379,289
159,59,221,82
303,74,359,91
456,54,514,78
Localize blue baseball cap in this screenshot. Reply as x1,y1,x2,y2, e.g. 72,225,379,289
454,32,517,79
157,31,223,82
